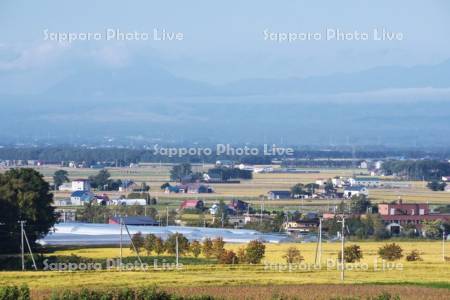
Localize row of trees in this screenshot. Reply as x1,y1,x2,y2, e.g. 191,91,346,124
338,243,422,263
382,160,450,180
130,233,266,264
169,163,253,182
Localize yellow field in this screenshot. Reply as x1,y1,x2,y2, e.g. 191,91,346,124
1,241,448,292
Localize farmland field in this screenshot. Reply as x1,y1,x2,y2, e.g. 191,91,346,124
0,241,449,299
23,165,450,211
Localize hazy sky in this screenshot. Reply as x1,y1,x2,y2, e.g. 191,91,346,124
1,0,450,83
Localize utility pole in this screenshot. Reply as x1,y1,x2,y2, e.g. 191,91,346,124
318,218,322,266
175,234,179,267
337,216,345,281
166,206,169,226
123,223,144,269
119,216,123,271
260,196,264,224
19,221,25,271
443,230,446,262
23,227,37,270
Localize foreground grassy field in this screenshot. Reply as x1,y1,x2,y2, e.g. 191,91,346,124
1,242,449,298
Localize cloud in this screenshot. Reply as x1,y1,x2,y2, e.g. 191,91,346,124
89,44,130,68
0,42,70,71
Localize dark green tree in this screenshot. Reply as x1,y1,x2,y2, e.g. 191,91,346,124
53,169,69,190
89,169,111,189
290,183,305,197
170,163,192,182
350,195,371,214
0,168,57,253
427,180,446,191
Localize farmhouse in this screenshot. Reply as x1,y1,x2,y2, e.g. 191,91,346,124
228,199,249,214
71,179,91,191
343,186,368,198
70,191,95,205
283,220,319,235
180,199,204,210
118,180,138,192
268,190,292,200
165,183,213,194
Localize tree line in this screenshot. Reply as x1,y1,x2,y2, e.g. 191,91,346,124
130,233,266,265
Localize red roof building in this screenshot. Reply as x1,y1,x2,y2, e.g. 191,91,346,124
379,200,450,226
179,199,204,210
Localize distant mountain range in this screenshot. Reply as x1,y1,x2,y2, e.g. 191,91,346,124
1,59,450,146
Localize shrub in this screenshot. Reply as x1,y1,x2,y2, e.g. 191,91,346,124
244,240,266,264
130,232,145,254
190,240,202,258
202,238,214,258
378,243,403,261
0,286,19,300
154,237,165,255
282,247,304,264
144,234,157,255
211,237,226,258
0,285,31,300
237,246,247,263
44,286,209,300
164,233,190,255
218,249,238,264
405,249,423,261
338,245,363,263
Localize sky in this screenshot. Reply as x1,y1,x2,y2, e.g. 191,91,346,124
1,1,450,146
1,0,450,83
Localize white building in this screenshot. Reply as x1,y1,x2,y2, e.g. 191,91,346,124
343,186,369,198
375,161,384,170
348,177,381,187
71,179,91,191
58,182,72,192
112,198,147,206
359,161,368,169
332,178,343,187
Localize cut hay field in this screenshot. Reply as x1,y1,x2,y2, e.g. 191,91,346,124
1,242,449,298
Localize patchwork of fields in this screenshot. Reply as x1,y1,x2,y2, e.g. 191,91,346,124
30,164,450,211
